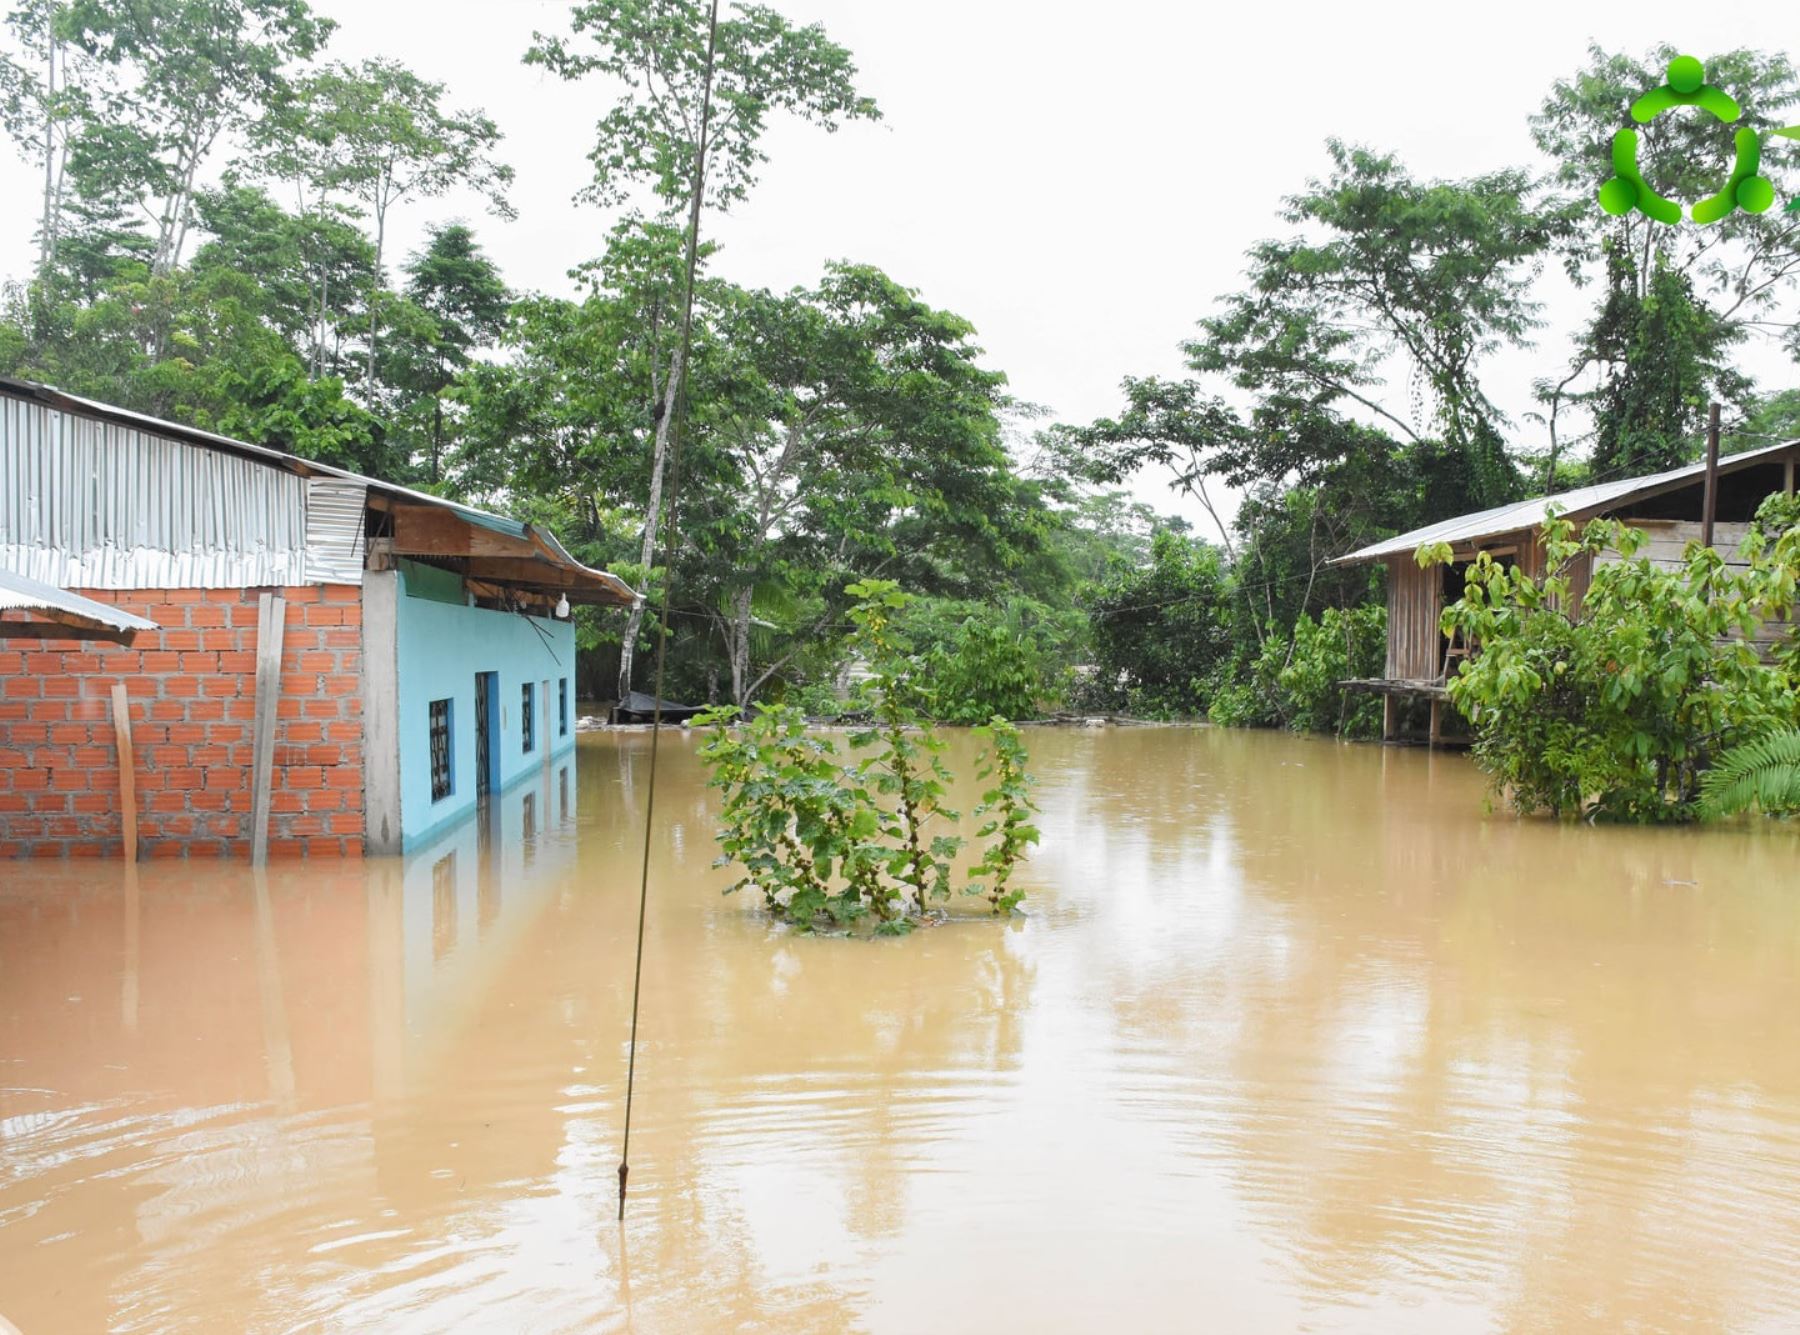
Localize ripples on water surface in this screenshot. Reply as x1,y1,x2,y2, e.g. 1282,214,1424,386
3,727,1800,1332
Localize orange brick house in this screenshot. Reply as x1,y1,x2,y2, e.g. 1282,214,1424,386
1,379,634,859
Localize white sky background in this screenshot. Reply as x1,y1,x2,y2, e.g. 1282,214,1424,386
2,0,1797,536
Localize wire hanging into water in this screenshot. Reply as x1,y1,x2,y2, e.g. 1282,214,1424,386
618,0,723,1225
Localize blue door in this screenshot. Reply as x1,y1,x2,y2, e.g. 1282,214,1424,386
474,672,500,796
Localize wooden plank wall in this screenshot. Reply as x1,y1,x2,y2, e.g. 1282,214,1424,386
1386,558,1441,680
1381,511,1798,687
1593,520,1793,647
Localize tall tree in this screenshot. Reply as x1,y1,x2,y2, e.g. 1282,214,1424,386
1054,379,1411,647
1583,245,1751,478
1532,46,1800,481
1045,376,1246,555
451,219,722,544
704,262,1027,705
56,0,334,275
1532,45,1800,317
0,1,104,274
188,181,373,379
391,221,508,481
272,56,513,392
1199,142,1568,509
526,0,880,700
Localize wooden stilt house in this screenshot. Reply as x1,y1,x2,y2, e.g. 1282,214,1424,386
1333,440,1800,745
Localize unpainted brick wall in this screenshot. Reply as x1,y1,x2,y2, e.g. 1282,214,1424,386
0,585,366,858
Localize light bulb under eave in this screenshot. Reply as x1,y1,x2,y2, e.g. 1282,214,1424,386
555,594,570,619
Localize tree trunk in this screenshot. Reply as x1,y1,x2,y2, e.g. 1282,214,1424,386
728,584,753,707
38,38,55,273
613,0,720,710
153,126,207,278
366,184,387,395
166,148,202,273
431,391,444,482
615,354,685,701
314,261,329,378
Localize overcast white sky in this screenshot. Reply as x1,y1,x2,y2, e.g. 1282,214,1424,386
3,0,1797,531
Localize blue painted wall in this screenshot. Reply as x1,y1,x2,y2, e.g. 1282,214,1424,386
393,565,577,848
362,749,578,1095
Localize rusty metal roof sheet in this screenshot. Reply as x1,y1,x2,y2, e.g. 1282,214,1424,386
1333,440,1800,565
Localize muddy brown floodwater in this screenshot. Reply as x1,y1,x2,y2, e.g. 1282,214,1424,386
4,727,1800,1332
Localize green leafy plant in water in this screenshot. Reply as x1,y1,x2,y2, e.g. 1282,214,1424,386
1698,727,1800,819
845,578,962,909
694,703,884,928
968,718,1039,914
1419,508,1800,822
695,580,1041,933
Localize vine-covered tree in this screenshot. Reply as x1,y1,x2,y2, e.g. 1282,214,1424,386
1531,45,1800,478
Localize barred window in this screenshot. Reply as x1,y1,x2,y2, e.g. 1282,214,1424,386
429,698,453,801
559,677,569,736
522,681,536,754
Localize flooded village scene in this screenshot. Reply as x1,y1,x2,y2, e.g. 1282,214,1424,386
4,5,1800,1334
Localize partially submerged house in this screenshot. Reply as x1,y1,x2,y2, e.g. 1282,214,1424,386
1334,440,1800,744
1,379,633,858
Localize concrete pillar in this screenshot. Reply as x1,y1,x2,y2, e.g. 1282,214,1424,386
362,569,403,854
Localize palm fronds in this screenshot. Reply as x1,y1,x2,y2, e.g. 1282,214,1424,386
1699,728,1800,819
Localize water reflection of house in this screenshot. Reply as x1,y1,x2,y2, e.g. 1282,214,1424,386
1334,441,1799,745
0,379,632,857
375,755,579,1093
0,754,579,1331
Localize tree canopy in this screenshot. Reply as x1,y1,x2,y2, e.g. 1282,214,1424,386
2,15,1798,721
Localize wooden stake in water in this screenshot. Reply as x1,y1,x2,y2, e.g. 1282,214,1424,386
109,682,138,862
618,0,723,1224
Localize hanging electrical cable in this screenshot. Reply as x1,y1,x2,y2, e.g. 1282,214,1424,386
617,0,723,1224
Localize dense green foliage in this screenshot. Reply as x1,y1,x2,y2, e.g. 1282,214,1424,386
4,7,1800,785
1207,606,1388,738
902,597,1071,726
1073,528,1385,737
1424,517,1800,821
695,581,1039,932
1078,531,1232,718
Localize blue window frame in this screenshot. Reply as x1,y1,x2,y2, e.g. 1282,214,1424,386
522,681,536,754
559,678,569,737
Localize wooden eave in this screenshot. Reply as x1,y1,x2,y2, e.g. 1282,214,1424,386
385,502,635,606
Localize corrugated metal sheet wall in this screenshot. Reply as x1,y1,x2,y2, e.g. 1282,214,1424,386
304,477,368,583
1,397,365,589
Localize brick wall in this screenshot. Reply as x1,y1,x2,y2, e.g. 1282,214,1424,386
0,585,366,859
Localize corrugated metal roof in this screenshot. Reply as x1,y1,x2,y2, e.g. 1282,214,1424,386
0,565,160,636
2,394,314,588
0,378,636,604
1334,440,1800,565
